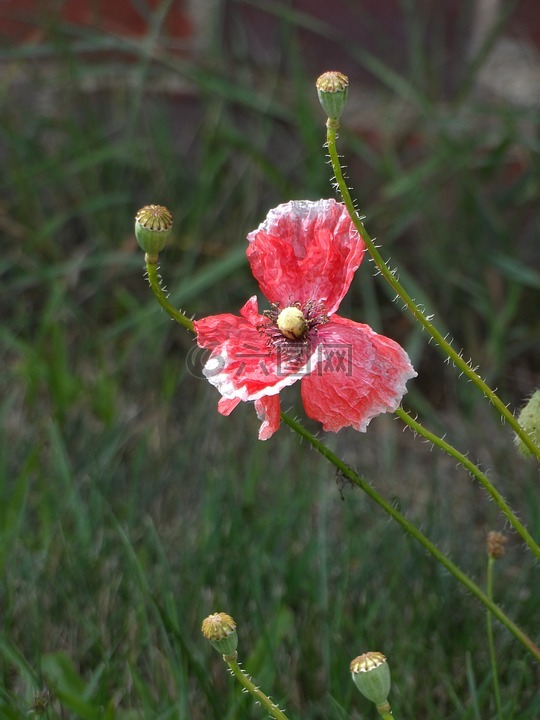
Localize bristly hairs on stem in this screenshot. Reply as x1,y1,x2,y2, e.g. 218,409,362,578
139,207,540,660
281,410,540,661
395,407,540,560
146,199,536,558
324,119,540,460
145,259,194,333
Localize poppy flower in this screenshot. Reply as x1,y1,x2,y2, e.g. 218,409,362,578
194,199,416,440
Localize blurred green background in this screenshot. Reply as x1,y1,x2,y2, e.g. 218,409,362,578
1,1,539,718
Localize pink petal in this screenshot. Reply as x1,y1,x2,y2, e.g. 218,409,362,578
193,296,263,349
300,315,417,432
247,199,365,315
218,397,241,416
194,296,320,403
254,396,281,440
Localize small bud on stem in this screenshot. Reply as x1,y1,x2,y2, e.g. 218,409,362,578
316,71,349,125
201,612,238,658
351,652,392,710
487,531,508,560
515,390,540,458
135,204,173,261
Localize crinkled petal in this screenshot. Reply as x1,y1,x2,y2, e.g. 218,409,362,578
254,396,281,440
194,296,263,350
218,397,241,416
247,199,365,315
194,296,321,402
300,315,417,432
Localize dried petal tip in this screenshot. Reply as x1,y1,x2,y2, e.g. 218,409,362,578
316,71,349,121
487,531,508,559
201,612,238,657
351,652,391,708
514,390,540,458
135,204,173,260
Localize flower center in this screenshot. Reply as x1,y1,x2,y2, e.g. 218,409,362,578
259,300,329,370
276,306,307,340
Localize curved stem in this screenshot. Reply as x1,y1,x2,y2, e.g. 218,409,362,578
140,258,539,661
281,411,540,663
325,123,540,461
225,656,290,720
145,259,194,332
395,408,540,561
487,557,504,720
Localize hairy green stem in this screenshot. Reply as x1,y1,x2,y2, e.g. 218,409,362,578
226,656,290,720
281,411,540,663
141,250,540,660
487,556,504,720
395,408,540,560
145,259,194,332
325,123,540,461
141,258,539,660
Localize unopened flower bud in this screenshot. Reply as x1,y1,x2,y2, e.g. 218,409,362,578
487,531,508,559
515,390,540,457
351,652,391,708
201,612,238,658
316,71,349,122
135,204,173,262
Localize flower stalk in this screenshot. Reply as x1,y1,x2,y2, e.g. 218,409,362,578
324,121,540,461
281,411,540,663
487,554,504,720
395,408,540,561
139,249,540,662
202,613,290,720
486,533,508,720
226,656,290,720
145,260,194,333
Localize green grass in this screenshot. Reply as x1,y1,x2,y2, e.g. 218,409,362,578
1,1,539,718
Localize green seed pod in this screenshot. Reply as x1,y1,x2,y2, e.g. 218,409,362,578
351,652,391,707
201,612,238,658
135,205,173,260
515,389,540,458
316,71,349,121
